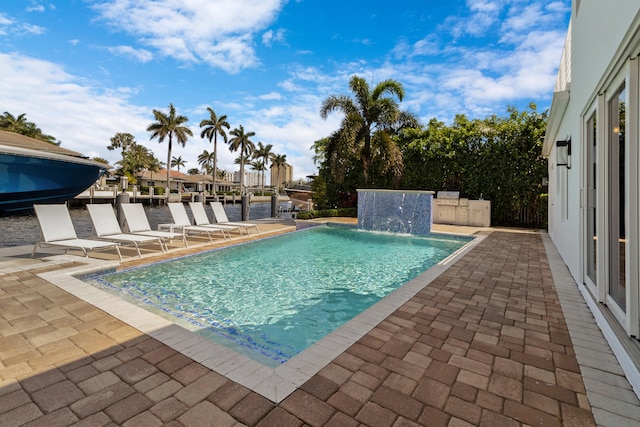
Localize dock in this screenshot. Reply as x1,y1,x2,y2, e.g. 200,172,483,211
73,187,291,206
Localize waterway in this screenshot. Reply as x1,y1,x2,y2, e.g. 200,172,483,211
0,202,274,247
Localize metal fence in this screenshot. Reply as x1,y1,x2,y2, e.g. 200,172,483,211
492,195,548,229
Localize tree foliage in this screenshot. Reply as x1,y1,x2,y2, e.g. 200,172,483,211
107,132,135,164
198,149,215,175
396,104,548,225
199,107,230,195
147,103,193,192
319,76,418,187
0,111,58,144
228,125,255,195
271,153,287,194
171,155,185,172
314,101,548,226
116,143,161,183
253,141,273,195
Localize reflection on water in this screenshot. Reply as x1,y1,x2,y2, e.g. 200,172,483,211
0,202,273,247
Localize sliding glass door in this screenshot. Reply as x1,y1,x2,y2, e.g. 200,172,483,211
586,113,597,288
608,84,626,312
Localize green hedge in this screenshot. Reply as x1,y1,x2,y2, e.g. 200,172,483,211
296,207,357,220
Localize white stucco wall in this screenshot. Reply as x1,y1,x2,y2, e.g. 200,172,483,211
547,2,640,283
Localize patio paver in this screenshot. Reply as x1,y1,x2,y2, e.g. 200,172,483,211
0,227,639,425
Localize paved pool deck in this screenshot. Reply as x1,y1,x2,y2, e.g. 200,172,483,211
1,220,640,426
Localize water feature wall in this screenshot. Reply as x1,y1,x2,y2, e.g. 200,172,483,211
357,189,434,235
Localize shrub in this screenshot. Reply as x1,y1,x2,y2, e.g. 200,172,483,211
297,207,357,220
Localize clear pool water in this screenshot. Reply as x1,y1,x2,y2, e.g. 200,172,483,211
84,225,470,367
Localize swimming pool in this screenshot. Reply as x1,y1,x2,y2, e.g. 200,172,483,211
84,224,471,367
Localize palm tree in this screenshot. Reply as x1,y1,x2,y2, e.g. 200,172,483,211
197,149,215,176
107,133,135,166
1,111,58,144
271,153,287,194
187,167,201,175
199,108,230,196
171,155,186,172
147,103,193,195
249,159,266,192
0,112,28,133
115,143,161,184
92,157,110,165
228,125,256,195
320,75,417,185
252,142,273,195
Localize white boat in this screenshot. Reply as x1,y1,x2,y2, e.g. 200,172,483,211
284,186,314,211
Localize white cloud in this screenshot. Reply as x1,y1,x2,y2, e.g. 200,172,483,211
0,12,45,36
93,0,286,73
107,45,154,62
502,3,544,33
412,35,441,56
444,0,502,38
381,0,569,121
0,0,570,179
22,23,46,35
26,4,46,13
259,92,282,100
0,13,12,35
262,28,286,46
239,99,341,178
0,52,151,165
354,38,373,45
415,27,564,114
278,79,304,92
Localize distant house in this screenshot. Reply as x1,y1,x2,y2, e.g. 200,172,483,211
136,169,234,194
545,2,640,394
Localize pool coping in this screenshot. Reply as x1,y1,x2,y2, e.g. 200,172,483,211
36,230,487,403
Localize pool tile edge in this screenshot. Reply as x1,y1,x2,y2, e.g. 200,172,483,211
35,232,486,404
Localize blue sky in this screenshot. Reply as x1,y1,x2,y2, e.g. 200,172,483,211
0,0,570,181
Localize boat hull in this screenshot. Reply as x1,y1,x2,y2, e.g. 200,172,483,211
0,152,105,215
284,187,314,211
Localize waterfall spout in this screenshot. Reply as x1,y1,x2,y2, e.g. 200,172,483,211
357,189,434,235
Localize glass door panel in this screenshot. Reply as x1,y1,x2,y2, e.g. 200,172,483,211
586,113,597,285
608,84,626,311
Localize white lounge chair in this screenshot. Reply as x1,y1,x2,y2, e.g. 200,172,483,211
31,204,122,259
188,202,246,237
120,203,188,248
210,201,260,234
164,203,228,242
87,204,165,256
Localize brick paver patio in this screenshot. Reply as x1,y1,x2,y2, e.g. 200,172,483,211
0,228,637,426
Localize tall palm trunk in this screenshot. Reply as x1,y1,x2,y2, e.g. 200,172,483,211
212,134,218,196
239,154,245,195
361,134,372,185
166,136,172,195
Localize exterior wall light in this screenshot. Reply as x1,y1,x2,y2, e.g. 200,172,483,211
556,138,571,169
